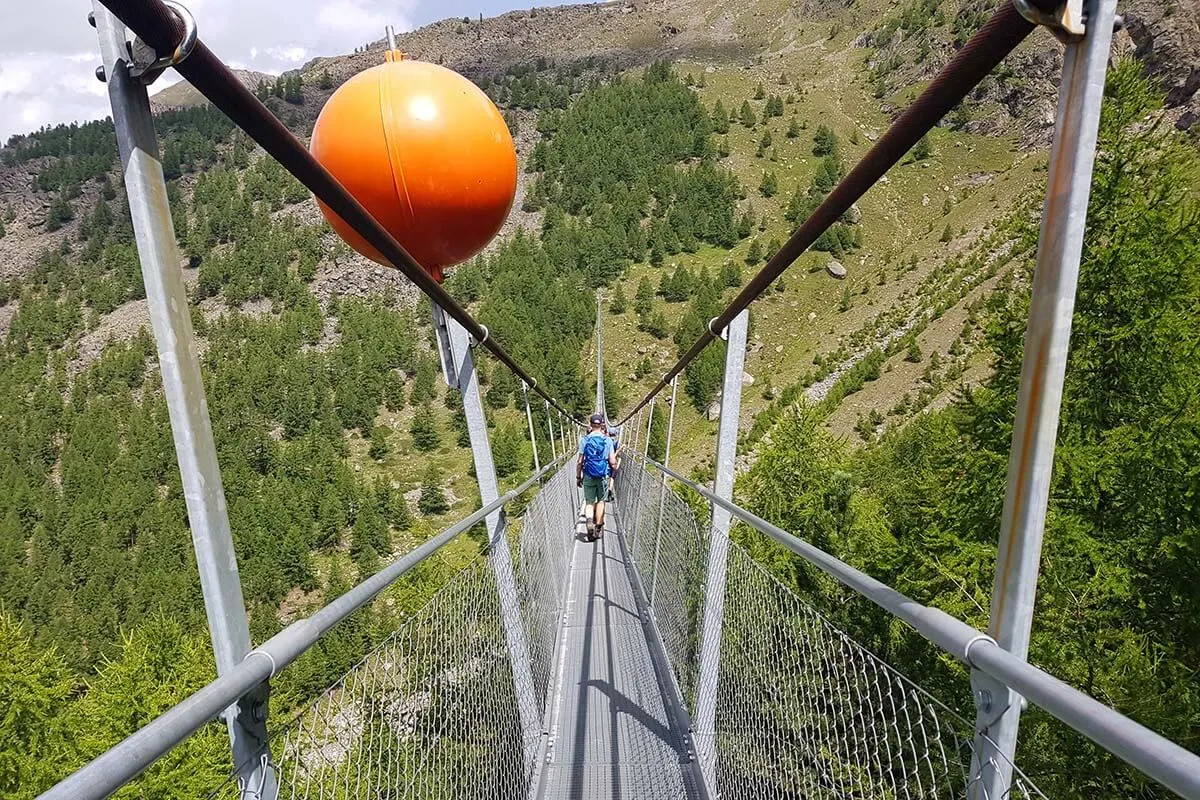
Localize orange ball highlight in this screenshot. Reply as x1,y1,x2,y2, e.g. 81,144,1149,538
309,55,517,281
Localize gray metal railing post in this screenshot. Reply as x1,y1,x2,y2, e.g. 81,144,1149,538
523,382,541,475
433,306,541,772
649,377,678,606
694,309,749,792
970,1,1117,795
630,402,654,551
545,400,557,462
595,289,605,413
91,6,276,797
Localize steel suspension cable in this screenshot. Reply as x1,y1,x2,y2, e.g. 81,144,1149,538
96,0,580,422
620,0,1040,423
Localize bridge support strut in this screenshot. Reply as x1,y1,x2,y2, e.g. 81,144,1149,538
92,5,277,798
694,309,749,795
433,305,542,776
971,0,1117,795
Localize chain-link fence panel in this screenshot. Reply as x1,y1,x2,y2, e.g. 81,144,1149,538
270,561,527,800
614,462,709,713
711,538,1046,800
513,463,577,715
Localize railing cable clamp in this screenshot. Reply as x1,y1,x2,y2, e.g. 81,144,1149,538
1012,0,1085,42
128,0,197,84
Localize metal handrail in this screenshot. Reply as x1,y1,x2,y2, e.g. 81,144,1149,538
631,453,1200,799
38,457,569,800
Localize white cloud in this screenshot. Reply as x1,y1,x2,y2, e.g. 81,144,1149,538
0,0,424,143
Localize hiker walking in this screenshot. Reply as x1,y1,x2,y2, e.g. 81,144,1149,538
577,412,618,541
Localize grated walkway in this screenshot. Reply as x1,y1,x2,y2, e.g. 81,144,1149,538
536,503,704,800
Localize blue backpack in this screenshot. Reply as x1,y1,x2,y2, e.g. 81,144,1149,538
582,434,609,478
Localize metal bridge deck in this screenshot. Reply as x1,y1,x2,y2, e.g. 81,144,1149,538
536,505,703,800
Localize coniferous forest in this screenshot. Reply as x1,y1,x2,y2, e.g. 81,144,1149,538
0,19,1195,799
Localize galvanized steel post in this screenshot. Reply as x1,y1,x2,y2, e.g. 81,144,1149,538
433,307,541,770
92,6,276,797
649,377,678,606
970,1,1116,795
694,309,749,793
630,402,654,551
595,289,605,413
523,382,541,475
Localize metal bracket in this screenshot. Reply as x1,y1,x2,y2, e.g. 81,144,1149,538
431,305,460,388
969,667,1013,731
1013,0,1085,42
127,0,197,85
232,680,276,799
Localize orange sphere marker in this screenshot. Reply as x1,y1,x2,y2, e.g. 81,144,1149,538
310,51,517,282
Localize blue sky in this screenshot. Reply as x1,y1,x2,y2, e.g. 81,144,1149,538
0,0,562,142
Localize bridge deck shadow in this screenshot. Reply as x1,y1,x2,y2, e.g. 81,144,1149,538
536,507,703,800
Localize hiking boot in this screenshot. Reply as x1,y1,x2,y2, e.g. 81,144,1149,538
594,522,604,540
585,522,595,541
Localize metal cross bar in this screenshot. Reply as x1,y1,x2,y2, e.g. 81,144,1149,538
694,308,749,792
91,6,275,797
432,306,541,773
632,453,1200,800
38,458,564,800
972,0,1118,793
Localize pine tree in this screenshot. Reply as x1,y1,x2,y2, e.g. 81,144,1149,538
745,239,763,266
634,276,655,316
905,337,923,363
940,224,954,242
609,284,628,314
787,117,801,138
45,195,73,231
913,134,933,161
418,465,449,515
368,425,390,460
281,526,317,589
839,285,851,312
740,101,757,128
813,124,839,157
753,82,765,100
493,424,523,477
318,69,333,90
383,371,406,411
410,355,437,404
711,100,730,133
411,404,440,451
759,171,778,198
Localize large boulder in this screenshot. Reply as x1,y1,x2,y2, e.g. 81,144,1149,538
826,260,847,280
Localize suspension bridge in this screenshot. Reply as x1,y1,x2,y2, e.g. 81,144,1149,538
38,0,1200,798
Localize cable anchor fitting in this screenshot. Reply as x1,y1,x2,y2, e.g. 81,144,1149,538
1012,0,1085,42
128,0,197,85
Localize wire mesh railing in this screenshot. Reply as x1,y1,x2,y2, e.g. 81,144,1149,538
513,462,577,715
267,561,525,800
615,459,1047,800
245,461,580,800
615,459,708,712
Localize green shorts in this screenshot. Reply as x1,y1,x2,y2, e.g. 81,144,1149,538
582,475,608,504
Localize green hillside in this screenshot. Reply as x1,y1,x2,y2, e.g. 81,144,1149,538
0,0,1196,795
